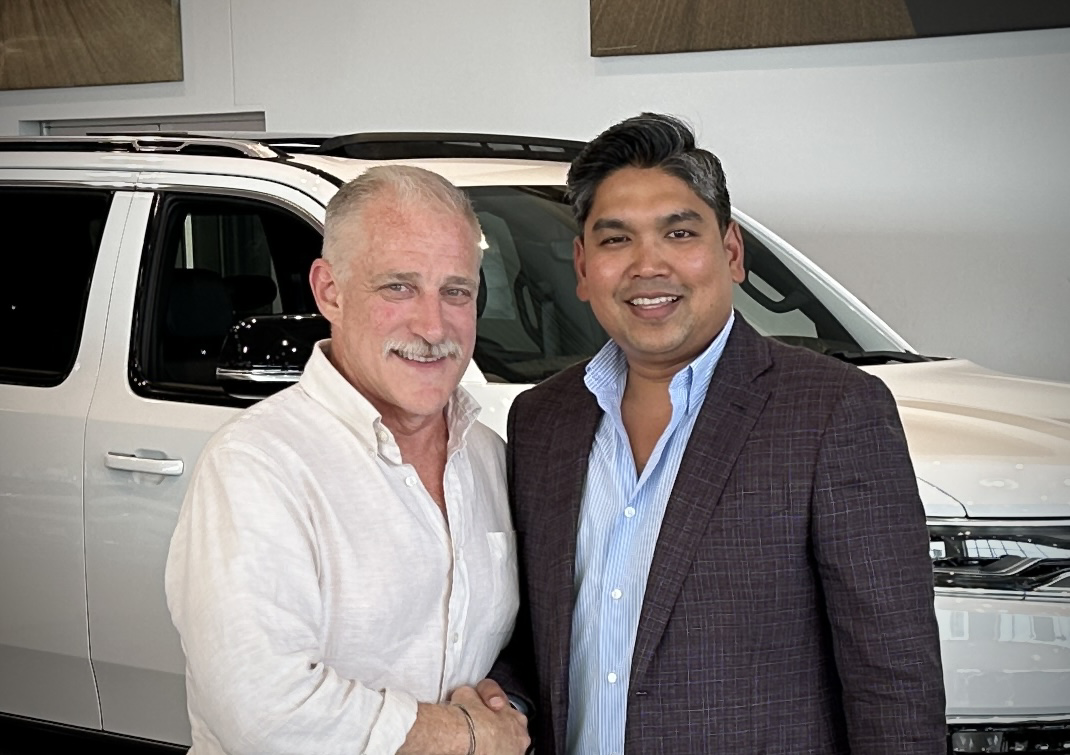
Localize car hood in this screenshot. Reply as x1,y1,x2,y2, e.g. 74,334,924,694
864,359,1070,519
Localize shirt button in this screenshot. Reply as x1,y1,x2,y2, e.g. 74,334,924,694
624,506,636,518
606,672,618,684
377,430,389,442
610,588,622,600
405,476,417,487
451,632,460,645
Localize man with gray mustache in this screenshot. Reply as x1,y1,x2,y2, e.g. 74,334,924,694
166,166,529,755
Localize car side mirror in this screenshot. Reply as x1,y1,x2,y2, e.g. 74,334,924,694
216,314,329,399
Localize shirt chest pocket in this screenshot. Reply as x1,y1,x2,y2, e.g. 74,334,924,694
484,531,520,638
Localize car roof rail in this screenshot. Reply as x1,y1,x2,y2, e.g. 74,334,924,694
0,135,279,159
310,132,586,161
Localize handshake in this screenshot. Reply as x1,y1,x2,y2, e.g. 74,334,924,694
445,679,530,755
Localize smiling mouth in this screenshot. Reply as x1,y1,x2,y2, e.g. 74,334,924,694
393,352,446,363
628,295,680,308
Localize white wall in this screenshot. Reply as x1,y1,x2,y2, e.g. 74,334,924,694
4,0,1068,379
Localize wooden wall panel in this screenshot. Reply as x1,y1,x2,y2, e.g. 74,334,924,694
0,0,182,90
591,0,1070,56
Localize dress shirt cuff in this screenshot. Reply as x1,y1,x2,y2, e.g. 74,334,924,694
364,688,419,755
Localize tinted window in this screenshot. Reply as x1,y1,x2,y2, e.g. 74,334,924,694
467,186,608,382
465,187,870,383
133,193,322,402
0,187,113,386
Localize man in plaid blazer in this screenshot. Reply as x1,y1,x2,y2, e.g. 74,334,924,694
489,114,946,754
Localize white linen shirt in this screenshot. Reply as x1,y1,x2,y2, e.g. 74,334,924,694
164,341,518,755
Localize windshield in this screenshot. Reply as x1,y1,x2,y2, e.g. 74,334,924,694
465,185,908,383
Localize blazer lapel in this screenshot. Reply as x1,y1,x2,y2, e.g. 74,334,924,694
630,319,773,685
541,373,602,751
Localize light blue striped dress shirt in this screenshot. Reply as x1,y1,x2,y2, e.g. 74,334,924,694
566,312,735,755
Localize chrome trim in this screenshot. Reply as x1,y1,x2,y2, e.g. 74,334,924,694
134,135,277,158
215,368,303,383
927,518,1070,528
934,583,1070,598
947,714,1070,725
0,178,139,190
1036,573,1070,592
0,135,279,159
130,182,325,231
982,557,1043,576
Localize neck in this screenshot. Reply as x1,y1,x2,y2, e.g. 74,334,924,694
380,406,450,451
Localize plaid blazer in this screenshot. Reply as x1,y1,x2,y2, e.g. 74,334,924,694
493,317,946,754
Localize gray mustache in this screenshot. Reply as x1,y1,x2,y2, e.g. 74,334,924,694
382,338,463,361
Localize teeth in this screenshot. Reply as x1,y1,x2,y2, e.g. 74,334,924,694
629,296,678,307
395,352,442,363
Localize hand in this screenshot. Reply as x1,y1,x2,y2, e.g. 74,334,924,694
473,678,509,712
450,685,529,755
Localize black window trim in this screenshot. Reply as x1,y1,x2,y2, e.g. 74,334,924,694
128,186,324,407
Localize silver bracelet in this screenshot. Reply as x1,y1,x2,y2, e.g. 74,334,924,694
453,703,477,755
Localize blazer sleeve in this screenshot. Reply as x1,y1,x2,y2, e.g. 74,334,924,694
811,373,947,754
488,400,538,716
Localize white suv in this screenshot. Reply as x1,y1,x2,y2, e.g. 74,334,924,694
1,133,1067,752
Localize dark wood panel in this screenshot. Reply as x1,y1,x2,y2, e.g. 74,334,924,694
591,0,917,55
904,0,1070,37
0,0,182,90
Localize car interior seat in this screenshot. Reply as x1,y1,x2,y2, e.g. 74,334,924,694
161,268,234,385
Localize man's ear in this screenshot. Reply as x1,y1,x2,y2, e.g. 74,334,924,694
573,236,590,302
724,221,746,284
309,258,342,324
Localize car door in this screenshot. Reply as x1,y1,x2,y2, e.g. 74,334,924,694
82,174,327,744
0,179,134,728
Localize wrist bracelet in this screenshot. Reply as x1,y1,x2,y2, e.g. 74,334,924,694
453,703,477,755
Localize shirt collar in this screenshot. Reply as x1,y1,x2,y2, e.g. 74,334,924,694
299,340,482,462
584,311,736,416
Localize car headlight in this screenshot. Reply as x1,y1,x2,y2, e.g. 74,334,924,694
928,520,1070,597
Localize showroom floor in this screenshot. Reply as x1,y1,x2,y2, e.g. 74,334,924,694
0,716,185,754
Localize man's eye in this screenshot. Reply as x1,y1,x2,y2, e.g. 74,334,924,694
600,235,628,246
445,288,473,299
383,283,411,294
667,229,694,239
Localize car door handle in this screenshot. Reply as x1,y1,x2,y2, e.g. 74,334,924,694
105,452,184,476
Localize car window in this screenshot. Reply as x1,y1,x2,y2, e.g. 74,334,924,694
464,186,881,382
131,192,322,402
733,226,864,355
0,187,113,386
467,186,608,383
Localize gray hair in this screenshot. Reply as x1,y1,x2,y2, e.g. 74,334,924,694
567,113,732,234
321,165,481,279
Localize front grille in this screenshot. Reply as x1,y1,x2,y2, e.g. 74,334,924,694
949,722,1070,752
929,522,1070,594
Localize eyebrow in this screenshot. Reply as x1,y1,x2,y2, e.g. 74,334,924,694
442,275,478,289
659,209,704,227
371,271,420,286
590,209,705,233
371,272,478,289
590,217,631,233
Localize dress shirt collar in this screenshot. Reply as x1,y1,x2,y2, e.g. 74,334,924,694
299,340,482,462
584,311,736,416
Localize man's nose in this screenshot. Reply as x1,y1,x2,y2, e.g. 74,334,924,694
411,292,446,343
629,236,669,277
